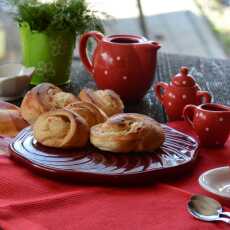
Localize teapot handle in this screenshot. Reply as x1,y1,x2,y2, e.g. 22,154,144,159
183,105,197,128
155,82,168,103
196,91,212,104
79,31,104,74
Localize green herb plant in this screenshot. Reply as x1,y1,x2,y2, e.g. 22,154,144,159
7,0,104,34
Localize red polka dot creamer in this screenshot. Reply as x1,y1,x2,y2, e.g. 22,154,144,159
183,103,230,147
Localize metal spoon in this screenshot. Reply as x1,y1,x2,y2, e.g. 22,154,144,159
187,195,230,224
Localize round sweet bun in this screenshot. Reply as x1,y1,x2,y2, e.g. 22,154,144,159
79,88,124,117
33,109,89,148
65,101,107,128
90,113,165,153
21,83,78,124
52,91,80,109
0,101,28,137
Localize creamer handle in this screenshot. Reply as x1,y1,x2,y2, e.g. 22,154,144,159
183,105,197,128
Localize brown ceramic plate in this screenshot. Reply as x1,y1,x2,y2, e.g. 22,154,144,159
10,125,198,185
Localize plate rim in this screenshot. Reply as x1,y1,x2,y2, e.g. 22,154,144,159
9,125,199,178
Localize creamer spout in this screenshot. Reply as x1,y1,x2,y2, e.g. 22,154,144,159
150,41,161,50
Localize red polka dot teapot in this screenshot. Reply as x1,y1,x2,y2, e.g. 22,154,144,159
155,66,212,121
79,31,161,102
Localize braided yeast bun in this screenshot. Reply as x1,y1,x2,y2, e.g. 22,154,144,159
65,101,107,128
21,83,78,124
33,109,89,148
90,113,165,153
52,91,80,108
79,88,124,117
0,101,28,137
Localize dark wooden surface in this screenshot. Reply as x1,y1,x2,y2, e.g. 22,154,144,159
66,53,230,123
12,53,230,123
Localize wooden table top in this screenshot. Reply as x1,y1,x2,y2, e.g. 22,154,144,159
65,53,230,123
11,53,229,123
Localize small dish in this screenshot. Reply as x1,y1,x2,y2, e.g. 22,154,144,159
199,166,230,199
0,64,35,101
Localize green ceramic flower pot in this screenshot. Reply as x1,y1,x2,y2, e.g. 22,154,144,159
20,23,76,85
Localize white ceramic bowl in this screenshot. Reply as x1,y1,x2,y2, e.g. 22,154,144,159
0,64,35,100
199,166,230,199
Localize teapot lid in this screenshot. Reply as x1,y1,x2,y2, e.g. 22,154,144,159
171,67,195,87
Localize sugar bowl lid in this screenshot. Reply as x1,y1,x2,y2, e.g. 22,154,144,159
171,67,195,87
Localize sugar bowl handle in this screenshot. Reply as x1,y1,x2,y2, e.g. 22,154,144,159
79,31,104,74
183,105,197,128
196,91,212,104
155,82,168,103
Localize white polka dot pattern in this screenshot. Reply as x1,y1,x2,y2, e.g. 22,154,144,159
205,127,210,132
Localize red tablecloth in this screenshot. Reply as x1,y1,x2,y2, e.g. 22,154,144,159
0,122,229,230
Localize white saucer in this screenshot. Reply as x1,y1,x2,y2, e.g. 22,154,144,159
199,166,230,199
0,64,34,100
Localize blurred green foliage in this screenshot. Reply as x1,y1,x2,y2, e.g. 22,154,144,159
7,0,104,34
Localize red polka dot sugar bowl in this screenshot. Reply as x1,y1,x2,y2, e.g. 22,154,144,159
79,31,161,102
155,66,212,121
183,103,230,147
